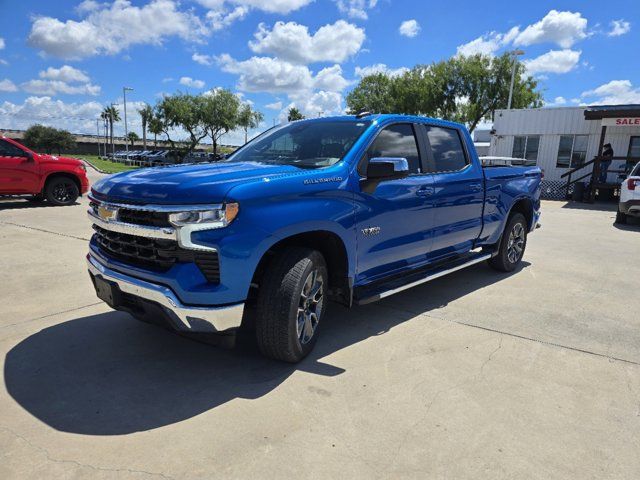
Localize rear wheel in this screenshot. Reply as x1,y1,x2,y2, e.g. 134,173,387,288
255,247,328,363
45,177,79,206
489,213,528,272
615,209,628,224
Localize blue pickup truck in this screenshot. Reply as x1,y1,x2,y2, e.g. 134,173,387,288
87,114,541,362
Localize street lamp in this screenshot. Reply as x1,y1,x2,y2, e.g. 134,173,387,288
507,49,525,110
123,86,134,160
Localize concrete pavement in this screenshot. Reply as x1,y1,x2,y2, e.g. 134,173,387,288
1,175,639,479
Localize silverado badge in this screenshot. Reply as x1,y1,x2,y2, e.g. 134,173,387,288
362,226,381,236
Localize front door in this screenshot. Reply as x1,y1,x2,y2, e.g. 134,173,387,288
420,124,484,260
0,139,39,194
355,123,435,284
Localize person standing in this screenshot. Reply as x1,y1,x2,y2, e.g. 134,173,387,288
600,143,614,183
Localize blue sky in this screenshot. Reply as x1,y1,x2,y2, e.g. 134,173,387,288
0,0,638,145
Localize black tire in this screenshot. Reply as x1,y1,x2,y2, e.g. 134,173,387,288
615,210,628,224
45,176,79,206
489,213,528,272
28,194,45,203
255,247,328,363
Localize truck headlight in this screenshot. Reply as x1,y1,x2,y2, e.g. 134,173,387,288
169,203,239,228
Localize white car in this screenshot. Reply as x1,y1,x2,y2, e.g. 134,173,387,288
616,161,640,224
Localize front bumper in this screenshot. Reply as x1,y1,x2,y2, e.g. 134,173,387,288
620,199,640,216
87,253,244,333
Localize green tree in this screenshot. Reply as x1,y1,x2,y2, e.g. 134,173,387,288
346,53,542,132
201,88,241,155
147,115,163,147
23,124,76,154
287,107,305,121
154,92,208,162
138,103,153,150
126,131,140,147
101,105,120,149
237,104,264,144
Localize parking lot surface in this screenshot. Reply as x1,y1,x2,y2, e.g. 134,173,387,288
1,170,639,479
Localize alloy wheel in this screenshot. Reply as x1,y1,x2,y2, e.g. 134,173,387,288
507,222,525,264
296,269,324,345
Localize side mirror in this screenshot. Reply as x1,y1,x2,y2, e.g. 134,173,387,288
366,157,409,180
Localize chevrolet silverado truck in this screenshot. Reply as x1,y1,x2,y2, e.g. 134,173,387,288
0,136,89,205
87,114,541,362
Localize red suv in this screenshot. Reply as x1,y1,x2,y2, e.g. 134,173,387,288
0,136,89,206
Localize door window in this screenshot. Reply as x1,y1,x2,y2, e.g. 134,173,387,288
0,140,27,157
424,126,469,172
367,124,421,174
512,135,540,162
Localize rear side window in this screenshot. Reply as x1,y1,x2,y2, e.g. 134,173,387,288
631,162,640,177
368,124,421,174
424,126,469,173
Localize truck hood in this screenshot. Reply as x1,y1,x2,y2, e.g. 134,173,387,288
91,161,303,204
37,154,84,167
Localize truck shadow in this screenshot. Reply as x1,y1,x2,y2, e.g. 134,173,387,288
0,199,80,210
4,262,528,436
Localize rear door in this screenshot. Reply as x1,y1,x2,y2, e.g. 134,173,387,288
0,139,40,194
420,124,484,260
355,123,435,284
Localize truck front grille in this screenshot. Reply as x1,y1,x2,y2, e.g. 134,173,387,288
89,201,171,228
92,225,220,283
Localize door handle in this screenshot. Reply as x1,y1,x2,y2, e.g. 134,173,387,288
416,185,434,197
469,183,482,192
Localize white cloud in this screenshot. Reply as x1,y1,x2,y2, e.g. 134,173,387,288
354,63,408,78
179,76,205,89
0,79,18,92
297,90,343,117
197,0,313,14
545,96,567,107
76,0,104,14
0,96,104,134
514,10,588,48
28,0,207,60
581,80,640,105
523,49,581,75
333,0,377,20
218,54,314,93
249,20,365,64
39,65,90,83
399,19,420,38
265,101,283,110
192,53,215,66
20,79,101,96
456,27,519,56
0,38,5,50
313,65,350,92
205,5,248,31
608,19,630,37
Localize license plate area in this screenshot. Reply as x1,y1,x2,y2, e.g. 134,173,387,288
93,276,122,307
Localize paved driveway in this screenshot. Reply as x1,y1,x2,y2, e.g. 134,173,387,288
1,174,639,479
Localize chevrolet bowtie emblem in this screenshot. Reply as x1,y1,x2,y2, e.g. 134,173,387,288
97,205,118,222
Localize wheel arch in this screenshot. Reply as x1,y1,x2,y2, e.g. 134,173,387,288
507,196,534,231
42,172,82,195
250,230,352,306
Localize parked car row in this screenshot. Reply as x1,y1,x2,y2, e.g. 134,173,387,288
106,150,227,165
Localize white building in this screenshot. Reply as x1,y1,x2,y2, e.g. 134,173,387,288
488,105,640,199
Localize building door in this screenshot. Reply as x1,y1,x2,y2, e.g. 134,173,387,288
628,137,640,159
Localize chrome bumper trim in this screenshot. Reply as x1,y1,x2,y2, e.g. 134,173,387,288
87,254,243,333
88,210,177,240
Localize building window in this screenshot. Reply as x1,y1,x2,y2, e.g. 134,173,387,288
629,137,640,158
512,135,539,161
556,135,588,168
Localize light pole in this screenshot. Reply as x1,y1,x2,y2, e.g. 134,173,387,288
507,49,525,110
96,118,101,157
123,86,134,160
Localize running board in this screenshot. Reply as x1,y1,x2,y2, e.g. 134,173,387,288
354,252,492,305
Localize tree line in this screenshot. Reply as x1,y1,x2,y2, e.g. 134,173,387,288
102,88,263,162
346,53,543,132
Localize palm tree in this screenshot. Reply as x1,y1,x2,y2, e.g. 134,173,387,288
101,105,120,152
138,103,153,150
148,116,163,147
126,131,139,147
238,104,264,144
287,107,304,122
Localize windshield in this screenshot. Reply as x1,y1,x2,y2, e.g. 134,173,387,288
227,120,371,168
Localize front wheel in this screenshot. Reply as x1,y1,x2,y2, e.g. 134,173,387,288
45,177,79,206
255,247,328,363
489,213,528,272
